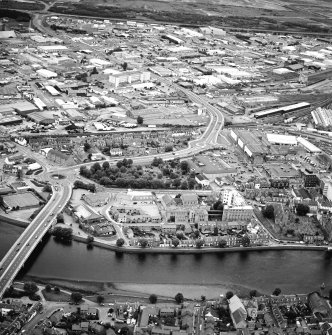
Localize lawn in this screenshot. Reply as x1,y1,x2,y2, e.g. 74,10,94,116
41,289,71,302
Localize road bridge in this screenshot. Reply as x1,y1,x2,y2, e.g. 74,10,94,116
0,183,72,298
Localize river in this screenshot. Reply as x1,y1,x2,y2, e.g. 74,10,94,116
1,221,332,295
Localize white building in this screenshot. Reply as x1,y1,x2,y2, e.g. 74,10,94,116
222,188,245,206
109,70,151,88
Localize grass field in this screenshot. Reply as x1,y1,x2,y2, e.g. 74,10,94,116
41,289,71,302
3,192,40,209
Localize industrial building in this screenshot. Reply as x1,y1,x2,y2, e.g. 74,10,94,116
253,102,310,119
312,107,332,127
230,129,269,165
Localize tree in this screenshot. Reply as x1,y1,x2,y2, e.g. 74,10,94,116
212,200,224,211
249,290,257,298
71,292,83,304
262,205,275,219
139,238,148,248
296,203,310,216
137,116,143,125
241,235,250,247
56,213,64,223
45,284,52,293
218,240,227,248
172,238,180,248
201,295,206,302
24,282,38,295
52,227,73,242
180,161,190,174
149,294,158,304
102,161,110,170
87,235,94,245
165,145,173,152
54,287,60,293
273,288,281,296
175,292,184,304
195,239,204,249
329,289,332,302
116,238,125,247
100,177,111,185
226,291,234,300
213,226,219,236
122,62,128,71
97,295,104,304
84,142,91,152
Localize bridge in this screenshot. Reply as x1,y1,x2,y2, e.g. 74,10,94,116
0,183,72,298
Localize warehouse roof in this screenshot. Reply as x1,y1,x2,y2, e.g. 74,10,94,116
297,137,321,153
0,31,16,39
266,133,297,145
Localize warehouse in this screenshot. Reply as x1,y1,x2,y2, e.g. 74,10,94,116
162,34,183,44
253,102,310,119
27,112,55,125
33,97,47,111
3,101,39,116
266,134,297,146
297,137,321,153
36,69,58,79
45,85,60,96
0,115,23,126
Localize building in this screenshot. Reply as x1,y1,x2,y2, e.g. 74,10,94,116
301,169,319,188
195,174,210,187
181,193,198,206
222,205,253,221
308,292,332,321
229,295,247,329
109,70,151,88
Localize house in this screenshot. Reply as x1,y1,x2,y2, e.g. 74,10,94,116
90,322,106,335
229,295,247,329
195,174,210,187
110,148,123,156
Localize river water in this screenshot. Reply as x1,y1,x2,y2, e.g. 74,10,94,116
1,222,332,294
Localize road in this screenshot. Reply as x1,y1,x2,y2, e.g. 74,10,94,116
0,182,72,298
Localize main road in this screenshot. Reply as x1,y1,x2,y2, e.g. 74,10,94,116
0,182,72,298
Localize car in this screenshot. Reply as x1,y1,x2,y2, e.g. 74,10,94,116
17,242,21,246
16,248,20,252
26,243,30,247
35,236,38,239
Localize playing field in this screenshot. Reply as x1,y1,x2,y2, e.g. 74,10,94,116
3,192,41,209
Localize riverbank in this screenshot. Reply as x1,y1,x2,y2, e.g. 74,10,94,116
20,276,262,300
73,234,328,254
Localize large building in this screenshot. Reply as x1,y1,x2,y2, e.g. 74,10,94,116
109,70,151,88
222,205,253,221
